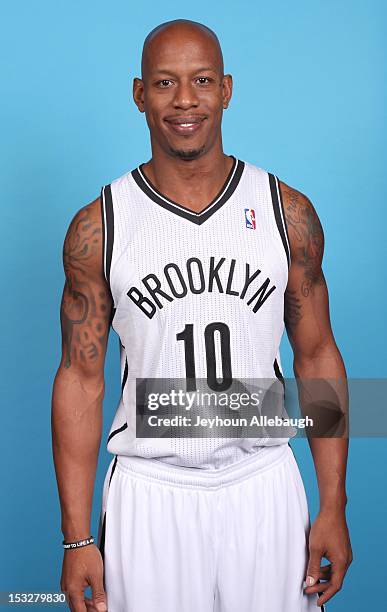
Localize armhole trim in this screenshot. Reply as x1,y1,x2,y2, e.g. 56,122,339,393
97,455,118,561
276,177,291,266
273,357,285,392
100,184,114,285
268,173,291,269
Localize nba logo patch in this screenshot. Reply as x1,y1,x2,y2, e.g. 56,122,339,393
244,208,256,229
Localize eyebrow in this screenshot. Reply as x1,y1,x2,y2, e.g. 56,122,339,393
153,67,217,76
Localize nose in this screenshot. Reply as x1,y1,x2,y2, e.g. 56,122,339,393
172,79,199,109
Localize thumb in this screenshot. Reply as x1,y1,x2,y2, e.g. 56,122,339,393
306,548,322,586
89,574,107,612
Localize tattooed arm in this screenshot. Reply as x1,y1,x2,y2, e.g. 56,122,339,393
280,181,352,608
51,198,112,612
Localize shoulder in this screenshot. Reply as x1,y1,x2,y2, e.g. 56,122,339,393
240,158,264,177
63,196,104,280
278,179,318,217
65,196,102,236
277,179,324,263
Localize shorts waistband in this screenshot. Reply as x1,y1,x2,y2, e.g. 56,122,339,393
116,443,291,490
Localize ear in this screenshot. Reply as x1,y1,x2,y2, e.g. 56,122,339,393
133,77,145,113
222,74,233,109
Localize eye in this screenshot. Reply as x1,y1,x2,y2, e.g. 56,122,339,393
157,79,173,88
196,77,212,84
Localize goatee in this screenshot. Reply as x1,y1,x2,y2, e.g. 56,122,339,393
169,144,206,160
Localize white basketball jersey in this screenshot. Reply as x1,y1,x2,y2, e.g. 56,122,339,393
101,156,293,469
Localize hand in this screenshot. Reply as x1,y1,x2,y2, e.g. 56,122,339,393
60,544,107,612
304,508,353,607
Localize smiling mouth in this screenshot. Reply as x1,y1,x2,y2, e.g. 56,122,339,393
165,117,206,135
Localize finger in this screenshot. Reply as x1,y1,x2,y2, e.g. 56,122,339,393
304,579,331,595
68,592,87,612
316,569,346,606
304,563,331,592
85,597,99,612
305,548,324,587
89,573,108,612
317,580,344,607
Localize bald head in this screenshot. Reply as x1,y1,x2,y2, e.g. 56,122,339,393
133,19,232,161
141,19,224,81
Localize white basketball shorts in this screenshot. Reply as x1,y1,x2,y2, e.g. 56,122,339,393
97,443,323,611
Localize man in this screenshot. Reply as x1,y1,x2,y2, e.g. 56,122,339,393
51,18,352,612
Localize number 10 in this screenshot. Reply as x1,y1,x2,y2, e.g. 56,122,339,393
176,322,233,392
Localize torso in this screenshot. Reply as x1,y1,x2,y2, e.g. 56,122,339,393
101,155,295,469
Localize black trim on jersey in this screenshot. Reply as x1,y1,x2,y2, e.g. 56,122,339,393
276,178,291,266
273,358,285,392
109,306,116,327
273,358,284,382
106,356,129,445
101,188,116,326
98,456,118,562
101,184,114,284
131,156,245,225
268,173,291,268
100,188,106,280
107,422,128,443
98,512,106,561
109,455,118,485
121,357,128,392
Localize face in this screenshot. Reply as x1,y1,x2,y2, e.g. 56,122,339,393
133,27,232,160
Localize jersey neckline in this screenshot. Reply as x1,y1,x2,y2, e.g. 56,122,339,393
130,155,245,225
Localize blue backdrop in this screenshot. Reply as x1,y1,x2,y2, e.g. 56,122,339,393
1,1,386,610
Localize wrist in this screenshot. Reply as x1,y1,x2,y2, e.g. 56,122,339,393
319,495,348,514
62,523,91,542
63,534,95,550
61,511,91,539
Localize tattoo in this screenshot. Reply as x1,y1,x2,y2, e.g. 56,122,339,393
281,183,326,294
61,284,89,367
279,181,327,333
60,204,111,369
63,207,101,282
284,289,302,333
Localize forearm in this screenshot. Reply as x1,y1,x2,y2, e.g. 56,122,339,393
51,367,104,540
307,438,348,513
294,343,349,512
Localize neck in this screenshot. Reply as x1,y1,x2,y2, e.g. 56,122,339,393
141,146,234,213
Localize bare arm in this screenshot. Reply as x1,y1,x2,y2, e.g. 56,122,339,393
280,180,353,607
51,197,112,612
